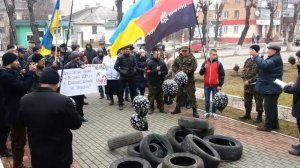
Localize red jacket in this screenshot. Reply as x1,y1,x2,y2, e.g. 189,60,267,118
199,59,225,87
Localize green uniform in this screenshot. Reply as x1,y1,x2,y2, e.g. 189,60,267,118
241,57,263,114
172,54,197,108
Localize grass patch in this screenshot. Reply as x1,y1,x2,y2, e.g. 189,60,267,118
197,99,299,138
195,64,297,107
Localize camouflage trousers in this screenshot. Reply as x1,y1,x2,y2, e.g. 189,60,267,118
244,85,264,113
148,85,164,110
176,81,197,108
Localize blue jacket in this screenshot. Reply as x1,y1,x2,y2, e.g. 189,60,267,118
254,53,283,94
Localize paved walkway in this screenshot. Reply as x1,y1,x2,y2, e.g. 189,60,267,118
1,94,300,168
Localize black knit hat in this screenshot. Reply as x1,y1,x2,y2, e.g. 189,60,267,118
39,68,60,84
2,52,18,66
32,53,44,63
250,45,260,53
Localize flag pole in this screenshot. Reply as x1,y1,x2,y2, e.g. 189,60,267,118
55,27,58,62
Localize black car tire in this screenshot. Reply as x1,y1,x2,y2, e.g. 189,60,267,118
166,126,194,152
109,157,152,168
189,124,215,139
162,152,204,168
127,143,163,158
178,117,209,130
140,134,174,167
203,135,243,161
181,134,220,168
107,132,143,150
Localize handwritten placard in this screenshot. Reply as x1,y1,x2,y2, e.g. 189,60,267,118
85,64,107,86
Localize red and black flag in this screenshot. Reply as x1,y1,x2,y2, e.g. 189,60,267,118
135,0,197,51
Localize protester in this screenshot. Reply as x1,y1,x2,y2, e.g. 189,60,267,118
164,50,175,104
103,47,120,105
253,45,283,131
27,46,41,63
135,49,148,95
114,45,137,110
98,40,108,56
0,52,36,167
45,46,60,67
84,43,97,64
146,46,168,114
199,49,225,119
65,51,88,122
17,47,27,71
172,46,199,118
31,53,45,91
19,67,82,167
240,45,264,123
283,51,300,156
6,44,15,51
79,48,88,64
93,48,105,99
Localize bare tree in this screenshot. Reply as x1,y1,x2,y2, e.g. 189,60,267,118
26,0,40,47
3,0,17,45
265,0,278,44
198,0,212,46
115,0,123,25
237,0,256,46
286,1,300,51
214,2,224,47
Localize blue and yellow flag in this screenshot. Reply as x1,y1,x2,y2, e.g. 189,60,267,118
40,0,60,56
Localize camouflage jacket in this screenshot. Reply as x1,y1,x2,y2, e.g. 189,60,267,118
241,57,259,84
172,54,197,79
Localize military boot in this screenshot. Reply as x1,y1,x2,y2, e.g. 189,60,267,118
171,104,181,114
254,112,263,123
239,111,251,120
192,107,199,118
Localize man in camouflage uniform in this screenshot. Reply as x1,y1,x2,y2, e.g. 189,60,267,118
240,45,264,123
171,46,199,118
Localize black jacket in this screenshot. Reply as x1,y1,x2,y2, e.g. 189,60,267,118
114,53,137,80
283,65,300,119
0,68,35,125
135,54,148,88
84,47,97,64
254,53,283,94
146,57,167,86
65,60,84,69
19,87,82,168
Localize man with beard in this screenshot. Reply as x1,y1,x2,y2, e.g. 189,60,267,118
84,43,97,64
65,51,87,122
31,53,45,91
0,52,36,167
146,46,168,114
114,45,137,110
92,48,105,99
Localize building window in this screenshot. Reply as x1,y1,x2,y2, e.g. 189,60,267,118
92,26,97,34
223,26,228,34
224,11,228,19
234,26,239,34
234,10,239,19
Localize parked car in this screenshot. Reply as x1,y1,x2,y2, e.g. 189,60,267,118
176,40,203,53
294,35,300,46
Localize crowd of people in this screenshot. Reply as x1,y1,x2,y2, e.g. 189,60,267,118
1,40,300,167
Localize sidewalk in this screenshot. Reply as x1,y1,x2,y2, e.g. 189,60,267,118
1,94,300,168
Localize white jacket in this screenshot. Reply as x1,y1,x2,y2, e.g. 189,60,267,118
103,56,119,80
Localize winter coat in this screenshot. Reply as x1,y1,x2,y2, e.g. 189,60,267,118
84,46,97,64
254,53,283,94
199,58,225,87
146,57,168,87
283,65,300,119
45,55,55,67
18,57,27,70
19,87,82,168
114,54,137,80
64,60,84,69
103,56,119,80
92,55,104,64
172,54,197,82
0,68,35,125
135,54,148,88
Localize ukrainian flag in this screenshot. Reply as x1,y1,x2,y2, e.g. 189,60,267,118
40,0,60,56
110,0,155,57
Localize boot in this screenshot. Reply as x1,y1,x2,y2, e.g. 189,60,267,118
171,104,181,114
109,98,114,106
192,107,199,118
289,146,300,156
254,112,263,123
239,111,251,120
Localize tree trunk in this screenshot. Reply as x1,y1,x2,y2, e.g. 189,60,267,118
116,0,123,25
3,0,17,45
287,3,300,51
237,5,251,46
265,3,275,44
202,7,208,45
27,0,41,47
282,24,287,45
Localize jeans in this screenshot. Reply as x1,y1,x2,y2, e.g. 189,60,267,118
204,86,218,113
99,86,104,98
